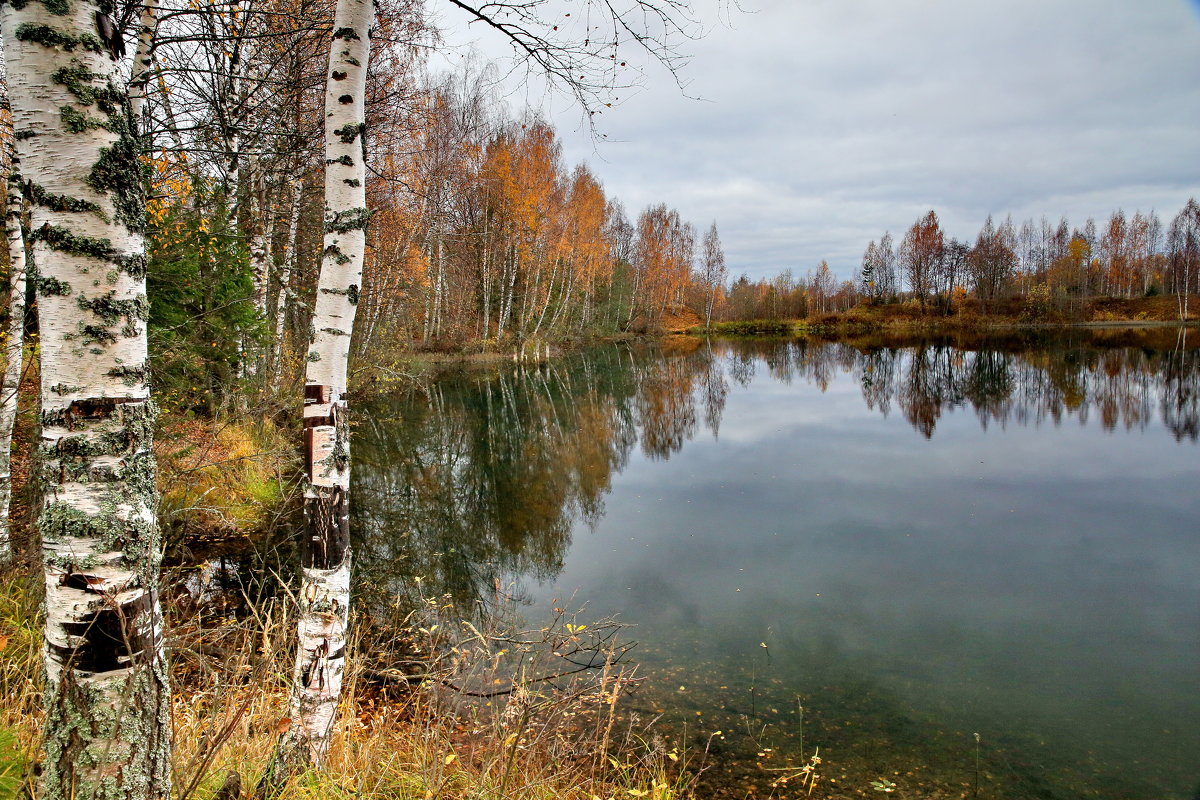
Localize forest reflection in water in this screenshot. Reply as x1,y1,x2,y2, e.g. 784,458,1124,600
355,328,1198,602
352,328,1200,799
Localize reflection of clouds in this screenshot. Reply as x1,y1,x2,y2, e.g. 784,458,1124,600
353,334,1198,614
538,344,1200,793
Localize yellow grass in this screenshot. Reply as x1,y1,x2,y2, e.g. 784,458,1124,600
0,571,695,800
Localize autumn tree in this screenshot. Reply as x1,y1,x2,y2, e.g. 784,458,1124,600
1168,198,1200,320
809,260,835,315
969,215,1016,309
860,239,880,303
937,238,968,313
876,231,897,300
901,210,944,310
1099,210,1129,297
631,203,693,327
558,163,610,333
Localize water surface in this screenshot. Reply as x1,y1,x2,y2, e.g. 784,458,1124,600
354,330,1200,799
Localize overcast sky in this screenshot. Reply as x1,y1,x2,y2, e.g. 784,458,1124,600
435,0,1200,282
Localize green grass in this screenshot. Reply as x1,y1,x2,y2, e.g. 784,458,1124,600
0,729,23,800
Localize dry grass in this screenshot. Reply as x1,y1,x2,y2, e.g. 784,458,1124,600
0,570,696,800
0,396,695,800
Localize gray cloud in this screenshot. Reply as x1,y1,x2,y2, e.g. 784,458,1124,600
439,0,1200,281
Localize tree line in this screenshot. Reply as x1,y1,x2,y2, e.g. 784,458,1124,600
716,201,1200,322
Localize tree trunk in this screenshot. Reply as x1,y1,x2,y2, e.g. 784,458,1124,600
248,159,272,322
282,0,373,768
245,159,273,378
272,179,304,379
0,78,26,563
128,0,158,125
1,2,171,798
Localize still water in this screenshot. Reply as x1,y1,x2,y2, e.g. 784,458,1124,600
354,330,1200,799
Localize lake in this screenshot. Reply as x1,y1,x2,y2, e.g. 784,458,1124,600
353,328,1200,799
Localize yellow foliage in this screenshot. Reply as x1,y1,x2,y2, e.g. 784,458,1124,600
156,419,287,539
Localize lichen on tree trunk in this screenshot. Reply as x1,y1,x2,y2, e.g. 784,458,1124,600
0,0,171,797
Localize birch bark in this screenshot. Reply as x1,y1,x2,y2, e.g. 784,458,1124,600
0,1,170,798
0,72,26,563
272,178,303,379
127,0,156,124
283,0,373,767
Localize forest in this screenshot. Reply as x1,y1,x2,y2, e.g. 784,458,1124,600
723,204,1200,322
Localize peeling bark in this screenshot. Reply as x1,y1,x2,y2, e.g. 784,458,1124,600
0,1,170,797
282,0,373,768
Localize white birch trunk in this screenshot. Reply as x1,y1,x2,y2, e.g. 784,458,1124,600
272,179,303,379
128,0,157,125
520,246,539,335
497,244,512,339
478,201,490,339
531,257,557,336
0,1,170,798
245,159,272,377
549,256,575,332
0,75,26,563
425,242,437,339
283,0,373,768
432,231,444,338
247,159,270,320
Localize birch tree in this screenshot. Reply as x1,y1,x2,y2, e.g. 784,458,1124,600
0,1,170,798
699,220,725,328
1,62,28,563
1169,198,1200,321
901,210,944,310
274,0,703,769
281,0,373,767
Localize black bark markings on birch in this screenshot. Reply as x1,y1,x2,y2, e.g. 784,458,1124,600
46,636,170,793
51,590,157,673
302,386,350,570
34,222,116,260
304,485,349,570
25,180,104,216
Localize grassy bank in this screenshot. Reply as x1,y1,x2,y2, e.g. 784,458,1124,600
0,406,696,800
687,294,1199,338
